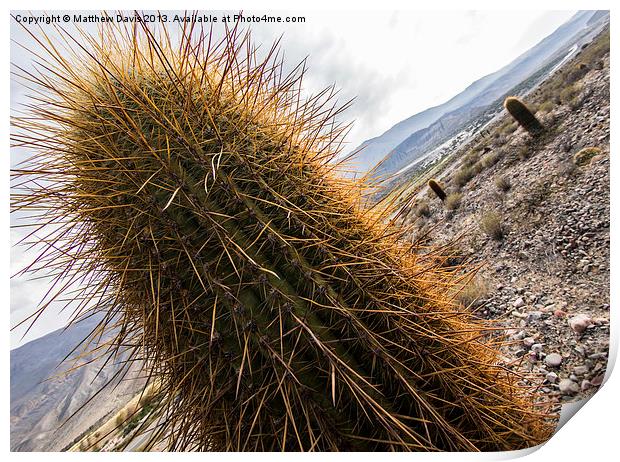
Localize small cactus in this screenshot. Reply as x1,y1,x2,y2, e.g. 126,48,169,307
573,147,602,166
428,179,447,201
503,97,543,134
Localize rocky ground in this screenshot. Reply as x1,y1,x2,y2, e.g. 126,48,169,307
399,32,610,406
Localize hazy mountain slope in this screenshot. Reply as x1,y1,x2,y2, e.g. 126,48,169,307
347,73,497,172
10,316,145,452
346,10,608,177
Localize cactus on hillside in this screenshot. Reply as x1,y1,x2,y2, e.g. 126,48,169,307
11,20,552,451
504,97,544,134
573,147,602,166
427,179,447,201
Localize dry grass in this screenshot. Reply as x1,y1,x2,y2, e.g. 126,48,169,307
560,83,582,108
456,277,491,309
518,146,531,160
479,212,505,240
414,201,431,217
494,176,511,192
462,151,480,167
454,166,475,187
537,100,555,114
445,192,462,211
481,152,500,169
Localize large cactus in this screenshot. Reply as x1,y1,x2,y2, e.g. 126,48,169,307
11,20,551,451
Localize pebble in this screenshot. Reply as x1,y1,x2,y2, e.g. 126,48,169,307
569,314,594,334
573,365,589,375
513,297,525,308
546,371,559,383
531,343,544,353
523,337,536,348
510,330,526,341
553,309,567,318
559,379,580,395
545,353,563,367
581,380,592,391
527,311,543,323
591,374,605,386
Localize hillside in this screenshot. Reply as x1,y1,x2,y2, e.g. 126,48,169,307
10,316,145,451
396,28,610,404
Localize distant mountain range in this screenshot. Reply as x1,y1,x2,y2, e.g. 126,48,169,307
10,315,144,451
345,10,610,182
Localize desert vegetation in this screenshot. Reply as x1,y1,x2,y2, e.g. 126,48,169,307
573,147,602,167
427,178,447,201
494,176,511,192
445,192,462,211
504,96,544,135
479,212,505,240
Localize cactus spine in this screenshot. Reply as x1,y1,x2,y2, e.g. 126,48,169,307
504,96,543,134
11,21,551,451
428,179,447,201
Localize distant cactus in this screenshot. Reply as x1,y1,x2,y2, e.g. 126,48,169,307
573,147,602,166
428,179,447,201
503,97,543,134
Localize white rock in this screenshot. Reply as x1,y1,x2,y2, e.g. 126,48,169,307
513,297,525,308
559,379,580,395
546,372,559,383
545,353,563,368
573,365,589,375
581,380,592,391
531,343,544,353
568,314,593,334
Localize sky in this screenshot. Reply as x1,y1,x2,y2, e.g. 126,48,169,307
9,9,577,348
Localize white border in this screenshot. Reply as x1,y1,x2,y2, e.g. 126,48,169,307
4,0,617,459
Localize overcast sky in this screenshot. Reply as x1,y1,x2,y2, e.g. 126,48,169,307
10,9,577,348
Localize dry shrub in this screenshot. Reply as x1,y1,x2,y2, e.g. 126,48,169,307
479,212,505,240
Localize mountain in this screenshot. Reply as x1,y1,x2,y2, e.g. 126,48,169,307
10,315,145,451
345,10,610,180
